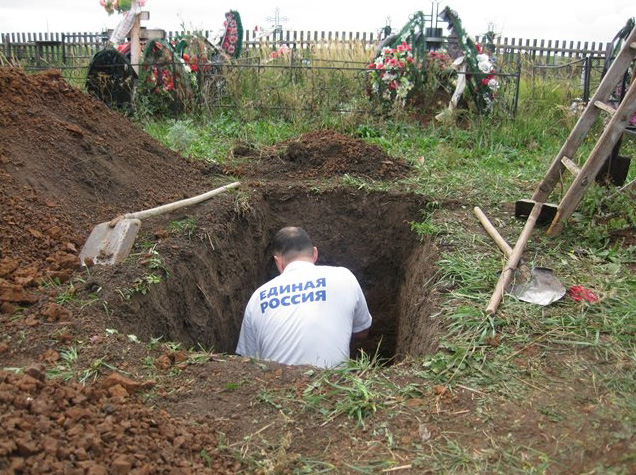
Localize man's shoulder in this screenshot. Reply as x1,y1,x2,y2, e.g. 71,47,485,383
318,264,355,275
316,265,358,282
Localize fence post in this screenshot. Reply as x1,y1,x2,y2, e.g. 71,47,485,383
582,55,591,103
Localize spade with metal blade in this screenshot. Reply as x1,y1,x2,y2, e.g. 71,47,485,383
80,181,240,266
473,207,566,307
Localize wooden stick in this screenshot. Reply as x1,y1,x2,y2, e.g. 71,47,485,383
486,202,543,315
473,207,513,257
130,12,141,75
119,182,240,222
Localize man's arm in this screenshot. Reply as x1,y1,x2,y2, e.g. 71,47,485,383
236,298,259,356
350,273,372,337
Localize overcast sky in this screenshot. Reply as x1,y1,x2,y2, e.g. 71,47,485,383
0,0,634,45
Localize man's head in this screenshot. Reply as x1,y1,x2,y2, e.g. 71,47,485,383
271,226,318,273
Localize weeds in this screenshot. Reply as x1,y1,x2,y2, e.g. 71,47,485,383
114,244,169,300
47,346,79,381
116,273,163,300
168,217,197,239
79,358,118,384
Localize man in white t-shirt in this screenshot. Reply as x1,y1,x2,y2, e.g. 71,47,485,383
236,227,372,368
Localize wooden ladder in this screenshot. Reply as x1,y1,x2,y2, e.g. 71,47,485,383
485,25,636,315
533,25,636,236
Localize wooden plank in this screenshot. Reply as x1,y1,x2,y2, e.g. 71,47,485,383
130,13,141,74
594,100,616,115
529,38,534,60
560,156,581,176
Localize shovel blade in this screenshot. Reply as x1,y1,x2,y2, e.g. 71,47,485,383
79,219,141,266
510,267,566,306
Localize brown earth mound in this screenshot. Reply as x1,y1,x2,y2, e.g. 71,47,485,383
0,68,213,308
227,129,411,180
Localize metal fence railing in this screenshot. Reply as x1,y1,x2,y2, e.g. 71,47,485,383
16,54,520,121
532,56,606,104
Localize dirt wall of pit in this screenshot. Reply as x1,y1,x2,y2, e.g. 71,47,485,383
87,185,440,361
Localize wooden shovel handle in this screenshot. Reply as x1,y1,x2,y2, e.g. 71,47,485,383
486,202,543,315
473,207,513,258
118,182,240,222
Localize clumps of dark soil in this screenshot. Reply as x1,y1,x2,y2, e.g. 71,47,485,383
227,129,412,179
0,366,242,473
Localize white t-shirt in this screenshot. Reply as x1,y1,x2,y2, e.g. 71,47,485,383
236,261,372,368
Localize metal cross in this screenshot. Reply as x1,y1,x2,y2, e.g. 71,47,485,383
267,7,288,38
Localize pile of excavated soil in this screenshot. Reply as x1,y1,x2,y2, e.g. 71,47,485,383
226,130,411,180
0,365,241,473
0,68,214,312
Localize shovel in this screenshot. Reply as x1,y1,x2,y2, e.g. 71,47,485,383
473,207,565,308
79,181,240,266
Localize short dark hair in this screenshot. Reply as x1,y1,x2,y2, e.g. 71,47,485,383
271,227,314,259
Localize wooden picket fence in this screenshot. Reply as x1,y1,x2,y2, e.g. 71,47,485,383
0,30,379,66
1,29,611,67
479,36,610,65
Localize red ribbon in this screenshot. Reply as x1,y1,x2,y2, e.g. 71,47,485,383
569,285,598,303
